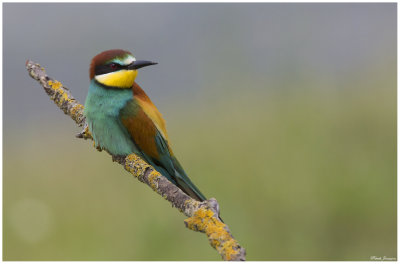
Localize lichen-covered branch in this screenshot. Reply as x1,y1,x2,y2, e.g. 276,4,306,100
25,60,246,261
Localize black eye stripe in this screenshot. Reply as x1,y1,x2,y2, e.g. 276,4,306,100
95,63,130,75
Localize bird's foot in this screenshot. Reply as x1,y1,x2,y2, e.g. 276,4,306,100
206,198,224,223
76,123,91,139
112,155,127,164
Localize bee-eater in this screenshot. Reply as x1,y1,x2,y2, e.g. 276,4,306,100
84,49,206,201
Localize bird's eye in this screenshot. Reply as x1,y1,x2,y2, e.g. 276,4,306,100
110,63,118,69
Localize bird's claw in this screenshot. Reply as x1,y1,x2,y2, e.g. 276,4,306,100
209,198,220,213
76,123,91,139
112,155,126,164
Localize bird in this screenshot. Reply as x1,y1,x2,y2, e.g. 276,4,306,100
84,49,206,201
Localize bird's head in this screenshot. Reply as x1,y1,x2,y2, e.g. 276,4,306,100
90,49,157,88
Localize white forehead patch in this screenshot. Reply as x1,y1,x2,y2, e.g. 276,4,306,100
111,55,136,66
123,56,136,65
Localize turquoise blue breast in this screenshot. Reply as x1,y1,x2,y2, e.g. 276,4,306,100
84,80,138,155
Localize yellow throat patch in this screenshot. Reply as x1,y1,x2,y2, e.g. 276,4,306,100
95,70,138,88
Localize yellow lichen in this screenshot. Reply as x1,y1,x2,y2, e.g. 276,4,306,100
48,80,62,90
47,79,76,111
62,92,68,101
70,104,84,121
125,154,151,179
147,170,160,190
57,89,68,101
185,207,241,261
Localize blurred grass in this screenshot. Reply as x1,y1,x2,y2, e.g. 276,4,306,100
3,64,396,260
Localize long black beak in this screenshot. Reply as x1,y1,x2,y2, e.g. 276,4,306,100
128,60,158,70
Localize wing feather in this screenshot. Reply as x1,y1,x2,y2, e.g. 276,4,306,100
119,83,206,201
132,82,169,142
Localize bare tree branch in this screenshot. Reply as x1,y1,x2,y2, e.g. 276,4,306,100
25,60,246,261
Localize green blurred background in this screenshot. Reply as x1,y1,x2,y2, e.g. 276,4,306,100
3,3,396,261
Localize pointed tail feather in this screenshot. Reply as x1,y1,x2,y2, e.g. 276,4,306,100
174,171,207,201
